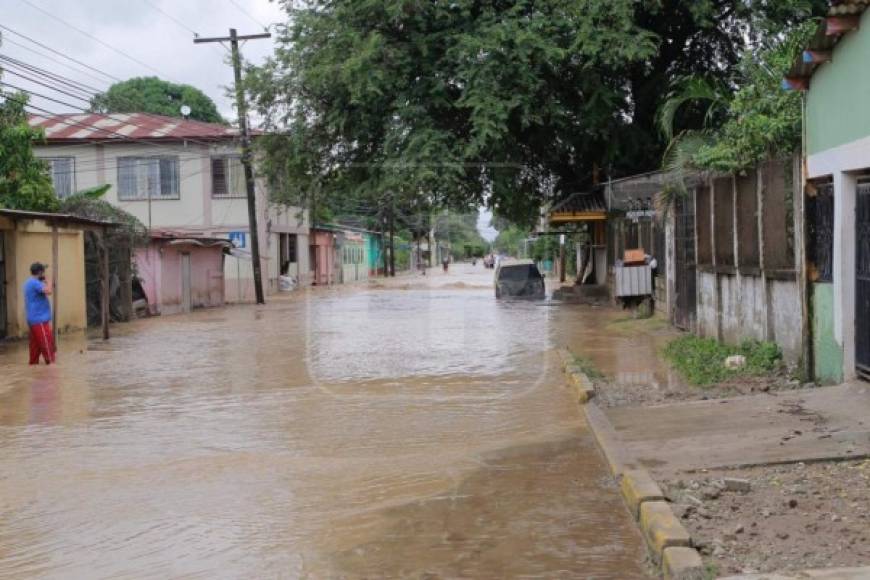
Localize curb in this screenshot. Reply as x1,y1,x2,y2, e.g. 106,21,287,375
559,348,706,580
557,348,596,403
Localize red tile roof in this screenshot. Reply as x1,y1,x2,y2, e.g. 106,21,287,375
28,112,243,142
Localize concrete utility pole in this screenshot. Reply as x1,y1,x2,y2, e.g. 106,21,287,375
195,29,270,304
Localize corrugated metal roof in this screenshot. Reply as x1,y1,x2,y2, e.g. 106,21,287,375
829,0,870,15
0,208,116,227
549,190,607,215
28,113,244,142
787,1,868,82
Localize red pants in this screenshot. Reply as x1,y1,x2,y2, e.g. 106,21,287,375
29,322,56,365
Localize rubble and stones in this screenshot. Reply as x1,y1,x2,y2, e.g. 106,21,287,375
663,460,870,576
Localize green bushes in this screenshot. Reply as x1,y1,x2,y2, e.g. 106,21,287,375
663,336,782,386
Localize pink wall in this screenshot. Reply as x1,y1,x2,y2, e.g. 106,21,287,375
310,231,335,285
135,241,226,315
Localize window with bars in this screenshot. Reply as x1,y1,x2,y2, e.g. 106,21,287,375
42,157,75,198
211,156,246,198
807,182,834,283
117,157,180,200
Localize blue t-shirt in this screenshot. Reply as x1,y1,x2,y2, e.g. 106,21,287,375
23,278,51,325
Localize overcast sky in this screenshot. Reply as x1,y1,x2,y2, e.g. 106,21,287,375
2,0,285,119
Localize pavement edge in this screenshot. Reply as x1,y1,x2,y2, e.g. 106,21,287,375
557,347,596,404
559,348,707,580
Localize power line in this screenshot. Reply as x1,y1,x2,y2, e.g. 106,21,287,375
0,61,244,154
142,0,198,37
140,0,229,57
1,70,94,106
0,35,115,88
227,0,270,32
0,53,105,96
3,90,242,170
18,0,177,81
0,23,121,83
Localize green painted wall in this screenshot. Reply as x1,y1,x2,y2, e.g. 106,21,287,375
807,10,870,155
812,283,843,384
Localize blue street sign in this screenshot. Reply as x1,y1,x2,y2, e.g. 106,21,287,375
229,231,247,248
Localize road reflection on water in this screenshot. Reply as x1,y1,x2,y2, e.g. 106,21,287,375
0,264,647,579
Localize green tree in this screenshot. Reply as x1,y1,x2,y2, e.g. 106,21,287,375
0,93,58,212
248,0,658,225
90,77,223,123
250,0,825,225
659,19,819,178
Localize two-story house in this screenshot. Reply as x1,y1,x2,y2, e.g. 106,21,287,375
29,112,310,305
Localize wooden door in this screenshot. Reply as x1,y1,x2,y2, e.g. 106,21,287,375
181,253,192,313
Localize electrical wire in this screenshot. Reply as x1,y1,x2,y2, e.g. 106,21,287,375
0,23,121,83
18,0,178,82
0,64,247,157
0,36,114,88
140,0,229,56
227,0,270,32
0,53,104,97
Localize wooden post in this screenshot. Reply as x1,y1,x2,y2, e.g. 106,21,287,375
51,223,59,350
119,245,133,321
388,196,396,277
100,229,110,340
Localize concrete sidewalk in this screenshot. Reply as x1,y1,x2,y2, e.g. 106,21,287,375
719,566,870,579
604,382,870,478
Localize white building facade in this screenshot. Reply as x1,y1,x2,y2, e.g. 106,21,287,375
30,112,310,302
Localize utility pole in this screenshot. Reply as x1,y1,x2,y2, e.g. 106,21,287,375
195,28,270,304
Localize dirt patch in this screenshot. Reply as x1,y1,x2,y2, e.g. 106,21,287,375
662,460,870,576
593,372,812,408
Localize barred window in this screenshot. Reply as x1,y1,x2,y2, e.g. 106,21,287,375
42,157,75,198
211,156,246,198
117,157,180,200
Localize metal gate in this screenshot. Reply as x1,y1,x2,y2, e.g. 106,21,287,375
673,194,697,330
855,182,870,378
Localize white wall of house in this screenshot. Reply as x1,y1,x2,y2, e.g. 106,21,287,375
35,139,310,301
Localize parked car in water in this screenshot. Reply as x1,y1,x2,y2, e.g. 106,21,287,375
494,259,545,299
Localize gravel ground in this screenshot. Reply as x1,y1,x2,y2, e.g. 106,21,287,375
662,460,870,577
593,373,811,408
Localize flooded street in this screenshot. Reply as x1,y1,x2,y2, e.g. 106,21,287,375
0,264,648,579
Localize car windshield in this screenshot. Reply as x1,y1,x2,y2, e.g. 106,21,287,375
498,265,540,282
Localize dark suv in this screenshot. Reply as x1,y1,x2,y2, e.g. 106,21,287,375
495,259,545,299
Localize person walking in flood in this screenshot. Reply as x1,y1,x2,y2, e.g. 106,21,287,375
24,262,55,365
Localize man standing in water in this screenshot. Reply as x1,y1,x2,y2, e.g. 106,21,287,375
23,262,55,365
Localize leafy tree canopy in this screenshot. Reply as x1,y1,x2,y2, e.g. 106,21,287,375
0,93,58,212
660,19,818,177
250,0,825,224
90,77,224,124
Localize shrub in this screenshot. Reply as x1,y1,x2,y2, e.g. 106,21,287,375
664,335,782,386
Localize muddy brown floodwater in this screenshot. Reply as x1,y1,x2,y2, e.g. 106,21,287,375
0,263,648,579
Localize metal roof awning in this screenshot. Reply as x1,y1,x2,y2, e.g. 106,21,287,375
0,208,117,229
548,191,607,223
784,1,869,90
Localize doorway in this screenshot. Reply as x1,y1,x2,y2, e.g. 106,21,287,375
855,182,870,379
181,252,192,314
